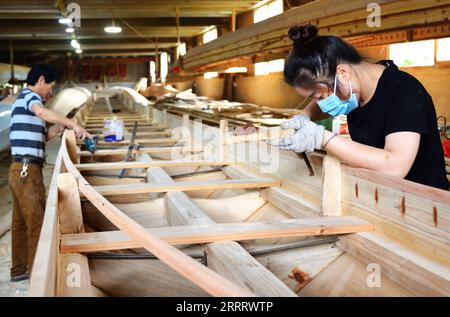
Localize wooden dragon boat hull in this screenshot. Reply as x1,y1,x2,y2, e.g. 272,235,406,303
28,87,450,297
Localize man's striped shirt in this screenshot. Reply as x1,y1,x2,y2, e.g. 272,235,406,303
10,88,46,160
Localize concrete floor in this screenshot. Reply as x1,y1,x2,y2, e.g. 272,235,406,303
0,138,60,297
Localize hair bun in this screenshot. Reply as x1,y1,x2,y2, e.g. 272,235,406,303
288,25,319,45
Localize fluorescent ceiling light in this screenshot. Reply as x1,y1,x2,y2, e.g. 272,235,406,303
65,27,74,33
59,18,72,24
71,39,80,49
104,21,122,33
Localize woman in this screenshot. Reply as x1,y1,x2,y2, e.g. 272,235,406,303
277,25,449,190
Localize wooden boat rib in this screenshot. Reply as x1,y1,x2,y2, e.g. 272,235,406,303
29,88,450,297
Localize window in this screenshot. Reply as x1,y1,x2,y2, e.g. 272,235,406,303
160,52,168,82
177,42,187,57
437,37,450,61
203,28,217,44
254,62,269,76
254,59,285,76
204,72,218,79
268,59,284,72
224,67,248,73
254,0,283,23
389,39,435,67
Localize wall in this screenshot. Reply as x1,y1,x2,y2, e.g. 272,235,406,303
194,78,225,100
360,45,450,120
401,65,450,120
234,73,303,108
172,45,449,117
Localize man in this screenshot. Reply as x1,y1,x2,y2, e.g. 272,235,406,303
9,64,88,282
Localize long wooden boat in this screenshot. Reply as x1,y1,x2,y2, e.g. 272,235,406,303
28,87,450,297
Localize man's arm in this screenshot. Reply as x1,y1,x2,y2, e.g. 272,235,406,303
31,103,89,140
46,124,65,141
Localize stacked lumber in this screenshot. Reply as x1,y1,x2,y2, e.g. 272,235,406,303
182,0,450,71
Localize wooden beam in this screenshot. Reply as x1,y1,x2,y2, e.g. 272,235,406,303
260,187,320,218
58,173,84,234
78,146,204,157
321,154,342,216
231,7,236,32
75,160,234,171
60,132,253,297
96,138,179,146
56,173,92,296
183,0,450,71
136,152,295,296
28,152,62,296
93,178,280,195
341,165,450,266
66,130,79,164
61,216,374,253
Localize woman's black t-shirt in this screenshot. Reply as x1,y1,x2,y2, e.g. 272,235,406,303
347,60,449,190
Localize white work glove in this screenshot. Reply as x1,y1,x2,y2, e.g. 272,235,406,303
276,115,325,153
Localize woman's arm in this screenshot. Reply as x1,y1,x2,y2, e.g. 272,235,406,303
323,130,420,178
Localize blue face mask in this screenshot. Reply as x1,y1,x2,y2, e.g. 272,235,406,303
317,77,359,116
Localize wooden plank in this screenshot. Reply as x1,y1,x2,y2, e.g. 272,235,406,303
341,165,450,266
66,130,79,164
260,187,319,218
97,138,179,146
60,132,253,297
86,126,167,133
342,165,450,205
95,131,172,139
61,216,374,253
79,146,204,157
85,122,157,128
336,232,450,296
93,178,280,195
58,253,93,297
137,152,296,296
183,0,450,71
321,154,342,216
56,172,92,296
75,160,234,171
28,152,62,296
298,253,413,296
89,258,208,297
58,173,84,234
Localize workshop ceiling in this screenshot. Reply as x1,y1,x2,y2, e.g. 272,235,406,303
0,0,261,63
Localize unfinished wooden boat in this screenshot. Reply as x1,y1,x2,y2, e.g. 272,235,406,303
28,87,450,297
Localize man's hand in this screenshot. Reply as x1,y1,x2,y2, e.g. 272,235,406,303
72,123,90,140
275,116,325,153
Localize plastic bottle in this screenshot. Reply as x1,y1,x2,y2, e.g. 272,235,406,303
116,119,124,141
